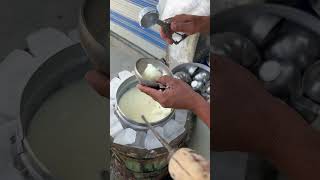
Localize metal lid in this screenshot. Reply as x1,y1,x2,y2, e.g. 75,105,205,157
259,60,281,82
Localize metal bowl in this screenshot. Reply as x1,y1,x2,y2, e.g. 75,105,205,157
135,58,173,88
172,63,210,101
115,76,175,131
18,44,109,179
172,63,210,76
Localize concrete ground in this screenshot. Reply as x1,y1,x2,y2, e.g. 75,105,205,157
110,32,153,78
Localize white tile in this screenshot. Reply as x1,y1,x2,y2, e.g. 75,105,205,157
26,27,74,59
0,119,17,169
118,70,133,81
0,50,43,118
68,28,80,43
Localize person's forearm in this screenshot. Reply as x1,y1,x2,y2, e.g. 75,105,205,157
191,96,211,128
268,127,320,180
261,99,320,180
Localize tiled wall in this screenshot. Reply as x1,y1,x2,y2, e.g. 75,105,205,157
110,0,166,58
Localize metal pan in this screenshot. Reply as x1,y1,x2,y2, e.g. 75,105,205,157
79,0,107,74
213,4,320,42
213,4,320,124
17,44,109,180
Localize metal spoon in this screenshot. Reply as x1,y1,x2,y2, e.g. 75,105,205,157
139,7,188,45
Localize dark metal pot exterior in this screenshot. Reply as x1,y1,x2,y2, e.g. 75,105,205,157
79,0,107,74
17,44,92,180
111,130,188,179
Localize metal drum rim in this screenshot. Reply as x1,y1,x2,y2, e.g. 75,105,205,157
115,75,175,130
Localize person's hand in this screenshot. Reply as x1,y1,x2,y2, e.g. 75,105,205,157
138,76,211,127
85,70,109,97
137,76,203,110
214,55,320,180
160,26,174,44
212,55,312,152
160,15,210,44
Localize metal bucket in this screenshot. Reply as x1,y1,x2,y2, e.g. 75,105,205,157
111,131,188,179
16,44,109,180
79,0,107,73
111,76,191,179
114,75,175,131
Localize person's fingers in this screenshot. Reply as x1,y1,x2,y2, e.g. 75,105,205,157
160,27,174,44
172,14,193,23
171,14,196,34
137,84,162,100
160,28,167,39
165,37,174,44
171,21,195,35
156,75,174,84
160,28,168,38
166,38,174,44
85,70,109,97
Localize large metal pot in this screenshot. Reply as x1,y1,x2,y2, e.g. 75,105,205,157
79,0,107,74
111,125,188,179
114,75,175,131
213,4,320,124
16,44,108,180
213,4,320,180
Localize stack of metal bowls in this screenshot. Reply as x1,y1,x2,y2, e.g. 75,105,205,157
172,63,211,102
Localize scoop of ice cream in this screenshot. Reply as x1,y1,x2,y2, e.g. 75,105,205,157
142,64,163,81
151,106,172,118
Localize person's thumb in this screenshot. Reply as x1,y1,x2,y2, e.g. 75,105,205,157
156,75,173,85
137,84,162,100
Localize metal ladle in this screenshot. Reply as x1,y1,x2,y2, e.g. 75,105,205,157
139,7,188,45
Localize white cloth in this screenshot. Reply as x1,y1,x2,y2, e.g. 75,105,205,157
159,0,209,20
157,0,210,66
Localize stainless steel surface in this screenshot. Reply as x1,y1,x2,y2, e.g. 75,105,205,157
141,115,173,153
79,0,107,73
186,65,199,76
203,82,210,94
138,7,188,45
201,92,210,101
172,63,210,74
115,75,175,130
18,44,109,180
138,7,159,28
173,71,192,83
194,71,210,82
135,58,173,88
191,80,204,91
172,63,210,98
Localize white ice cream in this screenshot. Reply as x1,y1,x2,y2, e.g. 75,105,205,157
142,63,163,81
119,87,172,123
